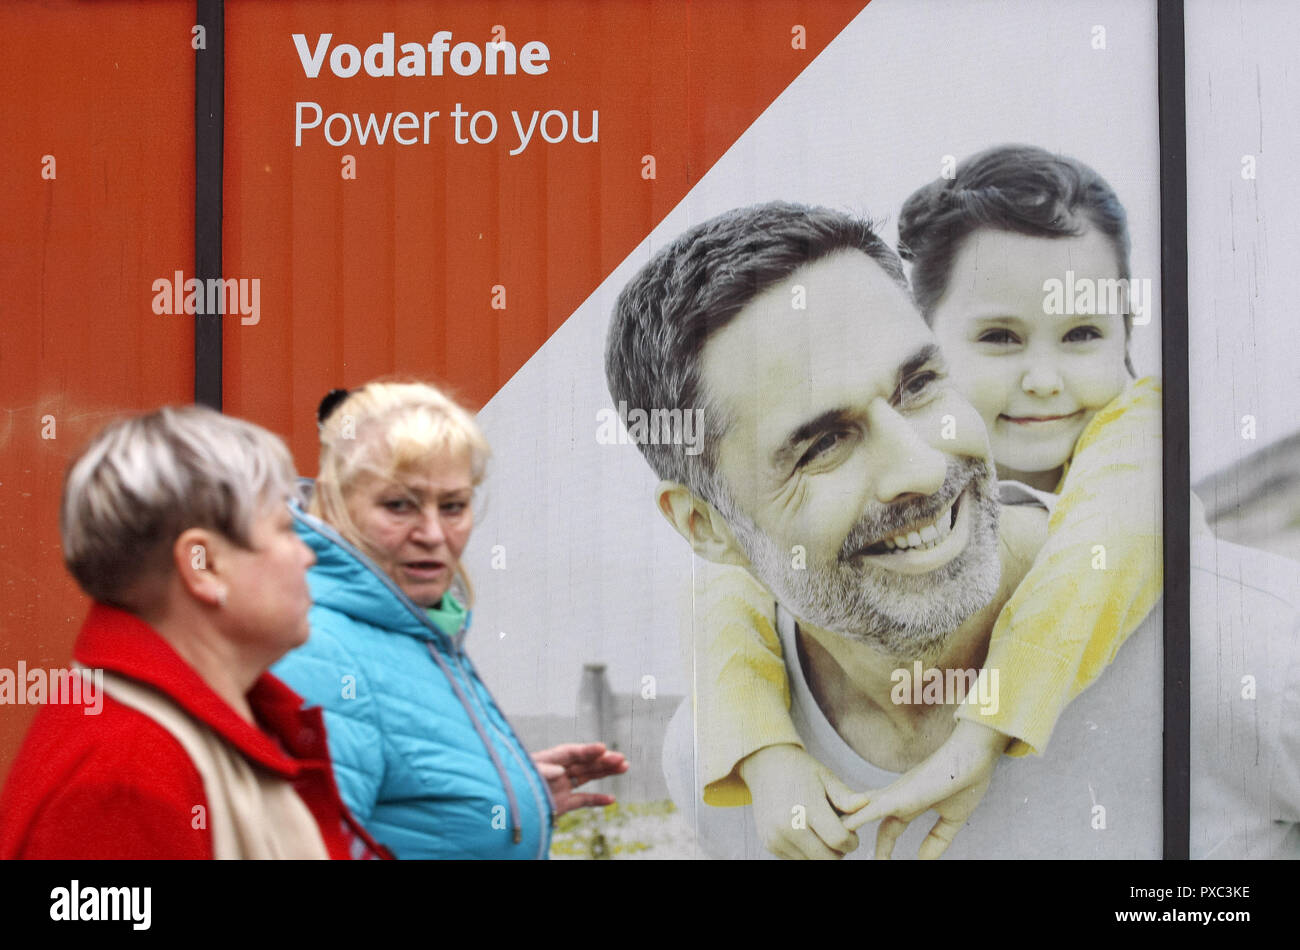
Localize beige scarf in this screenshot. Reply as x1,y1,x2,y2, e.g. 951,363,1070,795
76,664,329,859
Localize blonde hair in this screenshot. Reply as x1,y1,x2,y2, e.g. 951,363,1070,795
312,380,490,605
61,405,296,611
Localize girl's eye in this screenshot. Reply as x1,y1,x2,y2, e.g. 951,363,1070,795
1063,325,1103,343
441,502,468,516
383,498,414,513
976,329,1021,345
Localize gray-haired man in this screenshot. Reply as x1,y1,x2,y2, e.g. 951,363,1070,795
605,202,1300,859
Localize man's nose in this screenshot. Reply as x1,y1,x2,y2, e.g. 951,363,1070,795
1021,360,1063,397
865,400,948,504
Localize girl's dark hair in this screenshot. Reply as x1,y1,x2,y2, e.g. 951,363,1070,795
898,144,1132,332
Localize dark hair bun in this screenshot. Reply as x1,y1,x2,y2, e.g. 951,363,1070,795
317,388,350,426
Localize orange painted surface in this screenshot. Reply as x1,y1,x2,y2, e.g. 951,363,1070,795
0,1,196,784
223,0,869,475
0,0,868,786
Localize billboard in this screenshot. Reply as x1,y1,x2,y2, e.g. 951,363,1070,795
3,0,1298,870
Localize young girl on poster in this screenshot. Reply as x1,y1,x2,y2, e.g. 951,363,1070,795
696,144,1162,859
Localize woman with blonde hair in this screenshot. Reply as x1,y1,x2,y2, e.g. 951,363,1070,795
0,406,386,859
273,380,626,859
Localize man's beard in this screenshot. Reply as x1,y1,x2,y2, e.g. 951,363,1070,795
723,456,1003,659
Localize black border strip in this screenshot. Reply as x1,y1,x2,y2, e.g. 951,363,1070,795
194,0,225,410
1157,0,1190,860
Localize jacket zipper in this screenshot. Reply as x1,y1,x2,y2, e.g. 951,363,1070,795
451,650,554,858
291,497,535,854
424,642,527,846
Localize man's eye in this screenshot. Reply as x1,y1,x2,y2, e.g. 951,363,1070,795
797,430,848,469
902,370,941,397
1063,325,1103,343
976,329,1020,345
896,369,945,405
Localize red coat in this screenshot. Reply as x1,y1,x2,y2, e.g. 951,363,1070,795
0,604,388,860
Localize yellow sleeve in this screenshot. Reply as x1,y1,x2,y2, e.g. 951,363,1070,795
956,376,1163,756
691,563,803,807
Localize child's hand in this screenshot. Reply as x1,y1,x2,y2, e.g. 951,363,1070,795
844,720,1009,859
737,743,869,860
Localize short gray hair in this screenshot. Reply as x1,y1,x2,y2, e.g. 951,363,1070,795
605,201,907,509
61,405,297,609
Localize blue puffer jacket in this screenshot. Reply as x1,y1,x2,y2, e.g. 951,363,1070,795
272,495,554,859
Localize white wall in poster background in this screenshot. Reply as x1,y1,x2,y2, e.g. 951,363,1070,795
465,0,1162,724
1186,0,1300,483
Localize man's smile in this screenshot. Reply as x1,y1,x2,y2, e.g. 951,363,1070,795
849,487,973,575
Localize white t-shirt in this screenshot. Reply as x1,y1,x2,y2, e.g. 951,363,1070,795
662,498,1300,858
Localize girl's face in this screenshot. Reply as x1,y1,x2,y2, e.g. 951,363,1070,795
928,226,1130,490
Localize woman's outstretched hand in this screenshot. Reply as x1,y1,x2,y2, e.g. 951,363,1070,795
532,743,630,814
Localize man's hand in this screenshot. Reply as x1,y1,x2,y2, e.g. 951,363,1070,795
844,720,1008,859
738,744,869,860
532,742,629,815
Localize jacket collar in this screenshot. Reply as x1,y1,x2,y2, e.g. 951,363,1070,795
74,603,324,778
288,484,471,651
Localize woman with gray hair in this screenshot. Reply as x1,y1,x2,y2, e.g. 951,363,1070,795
0,406,387,859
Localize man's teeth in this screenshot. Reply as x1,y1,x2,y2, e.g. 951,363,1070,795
882,501,954,552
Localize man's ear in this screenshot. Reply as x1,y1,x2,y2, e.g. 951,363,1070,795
172,527,228,607
655,481,750,567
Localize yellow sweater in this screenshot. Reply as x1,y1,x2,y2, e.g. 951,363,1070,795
696,377,1163,806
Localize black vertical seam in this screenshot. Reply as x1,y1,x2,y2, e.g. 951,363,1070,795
194,0,224,409
1157,0,1190,861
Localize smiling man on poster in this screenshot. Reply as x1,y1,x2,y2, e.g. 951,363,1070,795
604,201,1300,859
